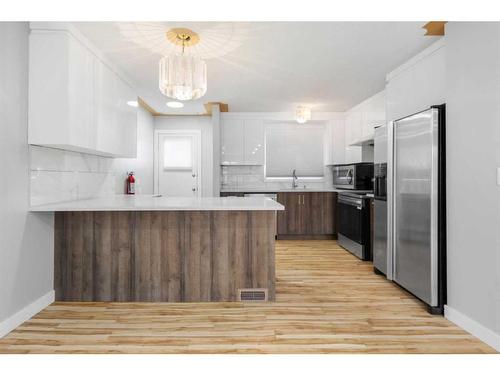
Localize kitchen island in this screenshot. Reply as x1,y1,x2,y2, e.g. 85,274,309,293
31,196,284,303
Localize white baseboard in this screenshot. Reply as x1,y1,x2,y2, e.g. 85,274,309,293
0,290,55,338
445,305,500,352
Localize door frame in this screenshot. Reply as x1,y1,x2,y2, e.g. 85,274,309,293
154,129,202,197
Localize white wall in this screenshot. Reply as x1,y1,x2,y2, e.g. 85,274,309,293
0,22,54,337
112,106,154,194
444,22,500,351
154,115,214,197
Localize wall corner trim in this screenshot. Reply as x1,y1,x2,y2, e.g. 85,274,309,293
444,305,500,352
0,290,55,338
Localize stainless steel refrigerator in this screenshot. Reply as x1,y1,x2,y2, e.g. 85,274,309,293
390,105,446,314
373,124,389,276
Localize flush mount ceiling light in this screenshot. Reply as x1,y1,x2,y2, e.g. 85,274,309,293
296,106,312,124
166,101,184,108
159,28,207,101
127,100,138,107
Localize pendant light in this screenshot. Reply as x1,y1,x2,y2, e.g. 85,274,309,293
296,106,312,124
159,28,207,101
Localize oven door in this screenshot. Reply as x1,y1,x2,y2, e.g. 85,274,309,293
337,195,364,244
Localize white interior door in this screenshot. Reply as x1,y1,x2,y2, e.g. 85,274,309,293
155,131,200,197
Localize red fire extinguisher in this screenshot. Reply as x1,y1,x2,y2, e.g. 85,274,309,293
126,172,135,195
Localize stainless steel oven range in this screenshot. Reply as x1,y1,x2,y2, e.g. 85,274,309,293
337,191,372,260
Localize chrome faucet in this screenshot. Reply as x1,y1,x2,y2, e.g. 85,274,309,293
292,169,299,189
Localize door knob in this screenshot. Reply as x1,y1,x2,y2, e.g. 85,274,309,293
192,174,196,178
192,188,196,192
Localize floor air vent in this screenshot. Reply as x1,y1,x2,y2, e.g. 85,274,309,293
238,288,268,302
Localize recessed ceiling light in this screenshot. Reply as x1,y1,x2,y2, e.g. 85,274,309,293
127,100,138,107
166,101,184,108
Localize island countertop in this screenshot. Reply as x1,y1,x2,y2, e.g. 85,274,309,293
29,195,285,212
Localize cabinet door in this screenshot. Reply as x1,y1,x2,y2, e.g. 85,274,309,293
277,192,305,235
362,91,386,139
95,62,116,155
304,192,336,235
115,76,137,157
244,119,264,165
221,118,245,165
331,119,345,165
68,36,95,149
344,111,362,163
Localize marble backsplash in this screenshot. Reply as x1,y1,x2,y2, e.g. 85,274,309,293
221,165,334,191
30,146,116,206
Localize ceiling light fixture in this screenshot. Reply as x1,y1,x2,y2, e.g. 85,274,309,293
296,106,312,124
159,28,207,101
166,101,184,108
127,100,138,107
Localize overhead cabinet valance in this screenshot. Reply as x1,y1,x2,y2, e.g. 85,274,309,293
28,24,137,158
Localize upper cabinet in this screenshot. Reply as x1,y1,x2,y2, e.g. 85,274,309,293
330,118,345,165
344,110,363,163
361,90,386,139
342,89,386,163
221,116,264,165
386,40,445,122
28,24,137,158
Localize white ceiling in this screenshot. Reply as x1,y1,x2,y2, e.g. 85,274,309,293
74,22,439,114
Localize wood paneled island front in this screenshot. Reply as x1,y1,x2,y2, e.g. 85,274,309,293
31,196,284,303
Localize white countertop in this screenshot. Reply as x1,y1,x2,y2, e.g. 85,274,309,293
29,195,285,212
221,188,373,194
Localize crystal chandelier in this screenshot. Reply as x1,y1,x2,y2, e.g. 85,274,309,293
159,28,207,101
296,106,312,124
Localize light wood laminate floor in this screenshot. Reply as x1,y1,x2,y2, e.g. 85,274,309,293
0,240,495,353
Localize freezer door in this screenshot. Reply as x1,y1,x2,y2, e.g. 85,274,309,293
393,108,439,306
373,199,388,274
374,124,388,165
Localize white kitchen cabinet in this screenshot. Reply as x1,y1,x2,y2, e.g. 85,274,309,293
243,119,264,165
331,119,345,165
221,118,245,165
386,40,445,122
344,110,362,163
361,90,386,139
221,117,264,165
28,25,137,158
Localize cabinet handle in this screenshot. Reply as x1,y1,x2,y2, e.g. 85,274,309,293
297,195,301,205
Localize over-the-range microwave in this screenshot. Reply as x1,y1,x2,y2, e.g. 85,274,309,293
332,162,374,190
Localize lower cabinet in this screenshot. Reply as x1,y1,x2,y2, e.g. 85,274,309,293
277,192,337,239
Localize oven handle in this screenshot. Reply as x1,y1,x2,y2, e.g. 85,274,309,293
338,196,363,209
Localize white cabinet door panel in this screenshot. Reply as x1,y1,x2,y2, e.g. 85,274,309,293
68,37,95,150
221,118,245,165
331,119,345,165
244,119,264,165
28,26,137,158
361,90,386,139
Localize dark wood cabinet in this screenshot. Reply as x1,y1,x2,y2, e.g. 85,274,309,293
277,192,305,235
277,192,337,239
